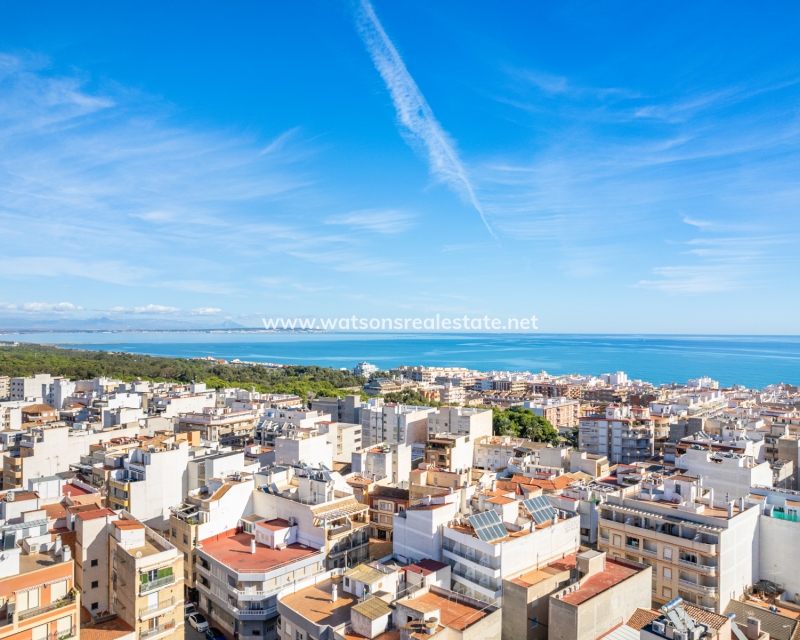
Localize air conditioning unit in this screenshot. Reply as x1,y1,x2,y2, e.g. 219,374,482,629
674,632,687,640
652,622,666,635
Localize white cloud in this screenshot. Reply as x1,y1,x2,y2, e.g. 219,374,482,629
0,301,82,313
354,0,495,238
191,307,222,315
133,304,180,314
325,209,414,234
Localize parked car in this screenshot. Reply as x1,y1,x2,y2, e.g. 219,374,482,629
184,603,198,618
206,628,225,640
188,614,209,632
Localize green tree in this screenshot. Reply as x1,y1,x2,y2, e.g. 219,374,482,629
491,405,558,442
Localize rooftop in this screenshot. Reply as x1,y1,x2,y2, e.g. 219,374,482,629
19,550,65,574
200,532,318,572
399,589,490,631
405,559,448,577
559,558,643,606
352,596,393,621
280,576,357,627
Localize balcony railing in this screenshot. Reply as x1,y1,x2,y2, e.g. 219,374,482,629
140,620,177,640
678,559,717,575
19,594,77,621
140,574,176,595
138,597,176,617
678,579,718,596
442,545,500,571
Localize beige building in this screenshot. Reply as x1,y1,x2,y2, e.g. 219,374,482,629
108,515,184,640
524,398,581,428
598,475,760,612
176,408,258,446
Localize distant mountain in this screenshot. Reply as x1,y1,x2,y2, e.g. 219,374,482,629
0,315,257,332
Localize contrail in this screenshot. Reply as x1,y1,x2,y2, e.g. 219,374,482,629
354,0,496,238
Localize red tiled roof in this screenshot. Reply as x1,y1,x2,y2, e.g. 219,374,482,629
200,532,318,571
256,518,291,531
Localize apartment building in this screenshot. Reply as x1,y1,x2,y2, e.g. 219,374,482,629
0,403,22,432
0,377,9,400
176,408,258,447
503,550,651,640
150,388,217,419
579,405,655,464
676,448,773,500
524,398,581,429
108,516,184,640
187,450,252,493
351,442,412,485
597,475,760,612
473,436,532,472
314,422,362,464
252,466,370,570
745,486,800,602
763,424,800,490
440,507,580,606
274,428,333,470
3,423,142,490
106,436,189,527
367,486,409,542
0,532,79,640
309,396,364,425
195,525,325,640
424,435,475,473
426,406,492,439
9,374,54,403
360,404,435,448
75,507,118,616
169,471,255,595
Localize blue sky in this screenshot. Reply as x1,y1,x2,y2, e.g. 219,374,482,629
1,1,799,334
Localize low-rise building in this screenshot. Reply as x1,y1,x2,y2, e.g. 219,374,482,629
176,408,258,447
368,486,409,542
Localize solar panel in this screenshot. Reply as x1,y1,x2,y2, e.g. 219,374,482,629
523,496,556,525
468,510,507,543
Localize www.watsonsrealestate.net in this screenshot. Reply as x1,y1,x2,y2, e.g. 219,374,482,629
262,315,540,332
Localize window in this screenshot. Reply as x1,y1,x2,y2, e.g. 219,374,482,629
51,580,68,601
344,577,350,587
57,616,72,636
32,624,48,640
183,534,189,544
91,581,99,589
171,528,177,538
228,575,237,587
17,588,40,611
663,547,672,561
531,617,539,629
90,559,99,568
663,567,672,580
613,534,622,547
662,587,672,599
184,553,189,562
91,602,99,610
296,631,304,640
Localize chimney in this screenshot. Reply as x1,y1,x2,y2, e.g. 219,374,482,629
727,502,734,518
738,497,745,513
478,493,485,512
491,479,497,492
552,512,559,525
708,488,714,508
746,617,761,640
250,538,256,554
332,584,338,603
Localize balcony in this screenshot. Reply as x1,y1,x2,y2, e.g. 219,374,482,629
442,545,501,572
140,574,176,595
678,559,717,575
138,597,176,619
19,594,77,621
328,522,353,538
678,579,718,596
232,606,277,619
599,513,718,554
140,620,178,640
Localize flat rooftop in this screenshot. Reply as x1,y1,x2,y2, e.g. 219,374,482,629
400,590,489,631
19,551,63,574
200,532,318,572
280,576,357,627
510,563,569,588
559,559,642,606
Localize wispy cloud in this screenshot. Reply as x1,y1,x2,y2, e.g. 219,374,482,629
109,304,181,314
191,307,222,315
325,209,414,234
0,301,82,313
354,0,495,238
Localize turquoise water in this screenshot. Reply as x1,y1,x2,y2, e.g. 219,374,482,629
4,332,800,389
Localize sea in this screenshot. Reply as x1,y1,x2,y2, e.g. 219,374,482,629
3,332,800,389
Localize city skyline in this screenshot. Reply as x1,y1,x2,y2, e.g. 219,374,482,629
2,2,800,333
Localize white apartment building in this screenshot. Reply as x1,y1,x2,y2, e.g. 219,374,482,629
9,374,54,402
0,376,8,400
151,389,217,418
351,442,412,484
274,427,334,469
579,405,655,464
746,486,800,603
676,447,773,500
393,495,460,564
473,436,531,472
0,402,23,432
314,421,362,463
440,506,581,605
187,450,253,492
361,403,435,448
597,474,760,612
107,436,189,527
74,506,118,616
426,406,493,440
176,407,259,446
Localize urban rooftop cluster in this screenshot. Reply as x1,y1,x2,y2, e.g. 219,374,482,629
0,361,798,640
